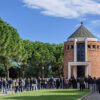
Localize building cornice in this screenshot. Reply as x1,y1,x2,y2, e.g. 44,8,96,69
68,37,98,42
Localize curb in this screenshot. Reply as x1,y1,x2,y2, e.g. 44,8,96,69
78,92,92,100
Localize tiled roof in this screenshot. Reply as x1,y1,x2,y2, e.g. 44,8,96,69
68,24,96,39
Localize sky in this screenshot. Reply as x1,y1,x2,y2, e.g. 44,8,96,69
0,0,100,44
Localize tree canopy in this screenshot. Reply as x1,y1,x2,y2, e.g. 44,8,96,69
0,18,64,78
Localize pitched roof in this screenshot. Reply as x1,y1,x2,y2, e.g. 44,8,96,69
68,23,96,39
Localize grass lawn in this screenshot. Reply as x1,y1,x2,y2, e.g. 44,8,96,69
0,89,89,100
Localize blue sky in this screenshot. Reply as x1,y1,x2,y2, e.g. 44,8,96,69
0,0,100,44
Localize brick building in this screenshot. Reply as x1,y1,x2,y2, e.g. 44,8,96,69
64,22,100,79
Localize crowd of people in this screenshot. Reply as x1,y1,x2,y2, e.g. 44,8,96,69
0,76,65,94
69,76,100,93
0,75,100,94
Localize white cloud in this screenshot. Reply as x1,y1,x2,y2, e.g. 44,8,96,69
22,0,100,19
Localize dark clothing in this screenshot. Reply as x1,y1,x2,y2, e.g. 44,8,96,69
30,79,33,86
3,80,7,87
19,80,22,92
56,79,60,89
33,79,36,84
0,80,3,88
97,78,100,93
79,78,84,91
37,78,41,84
8,80,13,85
71,78,77,89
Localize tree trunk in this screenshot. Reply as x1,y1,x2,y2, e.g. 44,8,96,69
45,64,49,77
39,64,44,78
5,65,9,80
21,65,25,79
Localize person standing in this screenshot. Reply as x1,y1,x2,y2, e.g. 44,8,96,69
41,78,44,89
79,78,84,91
19,78,23,92
33,77,37,90
97,78,100,93
44,78,48,89
25,78,28,91
49,77,54,89
0,78,3,93
30,78,33,91
8,78,13,92
56,79,60,89
92,77,97,92
37,77,41,90
15,79,19,93
60,76,64,89
3,78,8,94
12,79,16,93
22,79,25,92
27,78,30,91
88,76,93,91
84,77,88,89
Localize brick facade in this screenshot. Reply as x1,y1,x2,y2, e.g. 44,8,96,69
88,41,100,78
64,42,74,78
64,41,100,79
